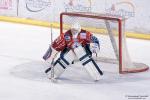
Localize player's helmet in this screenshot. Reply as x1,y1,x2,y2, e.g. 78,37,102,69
71,22,81,35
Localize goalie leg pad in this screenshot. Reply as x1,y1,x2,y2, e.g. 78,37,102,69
83,58,103,75
45,50,75,78
74,46,103,81
62,49,75,64
81,57,103,81
45,58,68,79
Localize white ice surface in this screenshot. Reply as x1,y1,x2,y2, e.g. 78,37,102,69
0,21,150,100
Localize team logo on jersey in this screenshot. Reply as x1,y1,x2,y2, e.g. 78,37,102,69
80,32,86,39
65,35,71,41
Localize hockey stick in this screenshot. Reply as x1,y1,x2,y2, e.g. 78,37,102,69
50,24,57,82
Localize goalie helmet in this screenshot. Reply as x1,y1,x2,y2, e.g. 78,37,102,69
71,22,81,35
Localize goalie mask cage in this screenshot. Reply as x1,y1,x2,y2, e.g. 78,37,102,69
60,12,149,74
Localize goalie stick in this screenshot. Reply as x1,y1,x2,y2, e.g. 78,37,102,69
44,24,57,82
50,24,57,82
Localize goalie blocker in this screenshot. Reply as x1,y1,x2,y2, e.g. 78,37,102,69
45,45,103,81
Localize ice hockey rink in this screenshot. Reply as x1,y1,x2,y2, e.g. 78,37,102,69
0,21,150,100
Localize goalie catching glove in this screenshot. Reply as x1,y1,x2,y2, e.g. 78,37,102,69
90,43,100,54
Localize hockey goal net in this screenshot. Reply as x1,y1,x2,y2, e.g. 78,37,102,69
60,12,149,74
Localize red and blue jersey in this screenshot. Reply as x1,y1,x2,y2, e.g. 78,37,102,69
52,29,99,51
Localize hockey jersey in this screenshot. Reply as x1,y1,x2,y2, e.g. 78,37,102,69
52,29,99,51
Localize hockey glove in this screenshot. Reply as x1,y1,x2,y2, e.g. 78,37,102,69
90,43,100,54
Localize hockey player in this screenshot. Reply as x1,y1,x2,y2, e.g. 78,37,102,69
43,23,103,81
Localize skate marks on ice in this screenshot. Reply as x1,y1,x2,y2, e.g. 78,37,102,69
9,61,93,84
10,61,150,84
10,61,49,82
